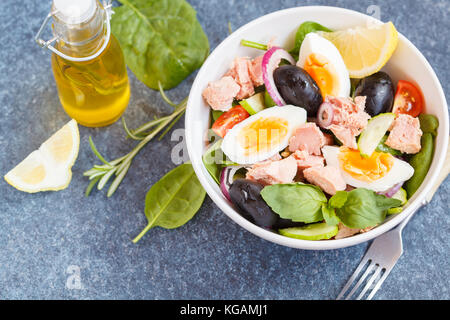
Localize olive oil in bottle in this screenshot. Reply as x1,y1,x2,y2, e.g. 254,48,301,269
37,0,130,127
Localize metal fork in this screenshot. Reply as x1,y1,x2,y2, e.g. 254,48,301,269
337,141,450,300
336,210,415,300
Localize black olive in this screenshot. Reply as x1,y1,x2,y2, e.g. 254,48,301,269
354,71,395,117
229,179,279,228
273,218,305,229
273,65,323,117
229,179,304,229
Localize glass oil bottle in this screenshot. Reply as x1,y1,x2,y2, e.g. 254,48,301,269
35,0,130,127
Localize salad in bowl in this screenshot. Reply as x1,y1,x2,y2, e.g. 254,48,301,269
186,7,448,249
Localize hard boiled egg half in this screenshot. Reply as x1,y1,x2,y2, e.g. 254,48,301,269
298,33,350,98
322,146,414,192
221,106,307,164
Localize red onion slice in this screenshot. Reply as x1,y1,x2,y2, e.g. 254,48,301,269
220,166,247,202
317,102,334,128
379,182,404,198
261,46,296,106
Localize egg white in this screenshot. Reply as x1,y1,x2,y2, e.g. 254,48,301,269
322,146,415,192
298,33,350,97
221,106,307,165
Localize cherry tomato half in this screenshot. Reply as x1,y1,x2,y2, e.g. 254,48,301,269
392,80,424,117
212,105,250,138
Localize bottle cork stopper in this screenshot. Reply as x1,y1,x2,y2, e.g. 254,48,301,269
53,0,97,25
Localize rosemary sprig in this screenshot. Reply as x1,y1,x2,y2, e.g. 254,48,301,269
84,84,187,197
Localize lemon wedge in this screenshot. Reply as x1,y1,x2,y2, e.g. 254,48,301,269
4,119,80,193
319,22,399,78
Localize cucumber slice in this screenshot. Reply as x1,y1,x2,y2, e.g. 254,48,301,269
358,113,396,157
391,188,407,205
387,188,407,215
387,207,403,215
240,92,266,115
279,223,338,241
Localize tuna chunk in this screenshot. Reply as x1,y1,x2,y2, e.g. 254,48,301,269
334,223,375,239
322,96,371,150
334,223,360,240
202,76,240,111
303,166,347,195
248,55,264,87
292,150,325,171
354,96,367,112
225,57,255,100
246,155,297,185
288,123,326,155
385,114,422,154
327,124,359,150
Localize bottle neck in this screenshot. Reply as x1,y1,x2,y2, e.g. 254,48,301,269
52,1,107,59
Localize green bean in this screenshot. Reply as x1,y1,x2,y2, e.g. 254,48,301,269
419,114,439,137
405,133,435,198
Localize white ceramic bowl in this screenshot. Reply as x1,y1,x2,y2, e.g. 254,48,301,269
185,6,449,250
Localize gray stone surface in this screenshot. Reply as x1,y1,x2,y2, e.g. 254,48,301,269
0,0,448,300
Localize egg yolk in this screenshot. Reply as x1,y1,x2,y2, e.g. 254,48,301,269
304,53,339,97
338,147,394,182
238,117,289,156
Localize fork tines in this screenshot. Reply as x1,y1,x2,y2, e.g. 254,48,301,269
337,258,393,300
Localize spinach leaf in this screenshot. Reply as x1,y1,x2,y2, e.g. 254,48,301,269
334,188,401,229
260,183,327,223
202,139,224,185
321,204,340,226
290,21,332,58
111,0,210,90
212,110,224,122
376,135,402,156
133,163,206,243
350,78,360,98
202,138,237,184
329,191,348,209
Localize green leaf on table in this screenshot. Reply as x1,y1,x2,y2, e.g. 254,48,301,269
111,0,210,90
261,183,327,223
133,163,206,243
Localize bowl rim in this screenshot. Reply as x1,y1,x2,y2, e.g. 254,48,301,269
185,5,449,250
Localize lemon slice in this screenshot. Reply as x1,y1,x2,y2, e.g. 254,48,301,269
4,119,79,193
319,22,399,78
